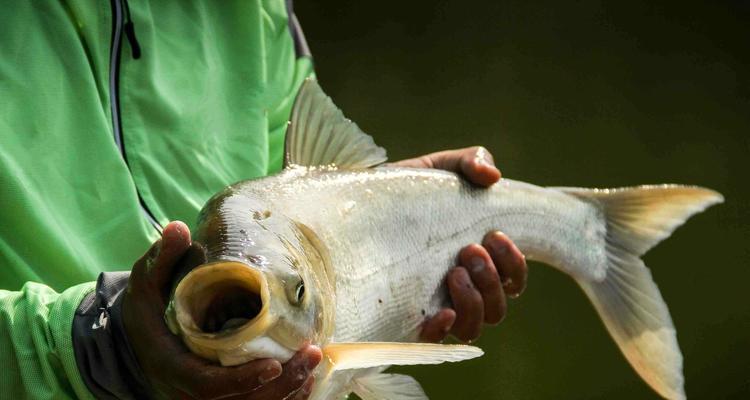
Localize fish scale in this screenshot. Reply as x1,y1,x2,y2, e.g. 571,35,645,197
269,168,605,343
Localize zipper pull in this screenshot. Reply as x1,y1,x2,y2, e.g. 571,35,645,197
123,20,141,59
121,0,141,59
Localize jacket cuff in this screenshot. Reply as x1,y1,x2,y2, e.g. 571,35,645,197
72,272,150,399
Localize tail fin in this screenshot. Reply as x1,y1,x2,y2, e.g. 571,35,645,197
560,185,723,400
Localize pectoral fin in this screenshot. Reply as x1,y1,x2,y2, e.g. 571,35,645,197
322,342,483,371
353,373,428,400
285,78,387,169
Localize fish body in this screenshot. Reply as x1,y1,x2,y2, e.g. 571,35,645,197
167,79,723,400
256,167,602,344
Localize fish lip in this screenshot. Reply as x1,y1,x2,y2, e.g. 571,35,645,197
173,261,274,350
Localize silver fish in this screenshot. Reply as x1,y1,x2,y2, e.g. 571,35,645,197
166,79,723,400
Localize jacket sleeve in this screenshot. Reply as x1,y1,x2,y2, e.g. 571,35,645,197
71,272,150,400
0,272,150,400
0,281,96,399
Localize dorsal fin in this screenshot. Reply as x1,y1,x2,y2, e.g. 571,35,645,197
285,78,388,168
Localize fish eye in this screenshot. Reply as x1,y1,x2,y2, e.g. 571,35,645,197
294,280,305,304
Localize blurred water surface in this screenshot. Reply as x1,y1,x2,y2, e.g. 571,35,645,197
296,1,749,398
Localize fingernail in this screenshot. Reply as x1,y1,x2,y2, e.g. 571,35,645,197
446,321,455,333
306,346,322,369
463,276,474,289
490,239,508,255
501,276,513,287
443,313,455,333
503,276,522,299
302,377,314,394
469,256,485,273
475,147,496,168
294,376,315,399
163,222,181,243
259,365,282,384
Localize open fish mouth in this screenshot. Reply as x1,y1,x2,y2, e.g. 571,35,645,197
173,262,274,347
196,278,263,333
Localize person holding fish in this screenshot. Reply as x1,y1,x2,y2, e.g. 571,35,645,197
0,1,527,399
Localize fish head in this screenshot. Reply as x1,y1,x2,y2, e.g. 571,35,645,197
167,192,335,366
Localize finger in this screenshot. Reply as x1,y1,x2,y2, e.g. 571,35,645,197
391,146,501,187
129,239,162,283
459,244,507,325
178,346,320,399
483,231,527,298
447,267,484,342
430,147,501,187
129,221,191,285
248,345,322,399
291,376,315,400
158,243,208,303
125,225,186,339
420,308,456,343
150,221,192,289
182,358,283,398
445,146,501,187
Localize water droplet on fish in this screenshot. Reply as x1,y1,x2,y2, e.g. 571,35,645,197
340,201,356,216
247,254,269,266
365,189,373,196
238,229,255,245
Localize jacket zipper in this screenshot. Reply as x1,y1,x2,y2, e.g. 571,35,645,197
109,0,162,233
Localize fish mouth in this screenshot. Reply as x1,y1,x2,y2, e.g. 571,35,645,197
173,261,273,352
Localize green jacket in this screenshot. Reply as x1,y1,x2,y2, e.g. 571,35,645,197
0,1,313,398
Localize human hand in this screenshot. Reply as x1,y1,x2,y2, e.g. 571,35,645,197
122,221,322,399
392,146,528,343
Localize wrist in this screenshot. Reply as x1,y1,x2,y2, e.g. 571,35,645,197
72,272,151,399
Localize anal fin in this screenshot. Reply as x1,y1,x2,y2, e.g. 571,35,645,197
353,373,428,400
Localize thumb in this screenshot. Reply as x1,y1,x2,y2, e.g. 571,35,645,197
150,221,192,291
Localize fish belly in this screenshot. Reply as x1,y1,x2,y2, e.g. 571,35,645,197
276,168,607,343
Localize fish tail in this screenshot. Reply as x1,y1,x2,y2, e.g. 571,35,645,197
559,185,723,400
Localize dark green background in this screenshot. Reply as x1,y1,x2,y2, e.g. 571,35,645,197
296,1,749,399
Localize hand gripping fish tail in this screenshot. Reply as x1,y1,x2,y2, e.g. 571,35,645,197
164,78,723,400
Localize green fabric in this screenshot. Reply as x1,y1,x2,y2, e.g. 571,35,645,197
0,282,96,400
0,1,313,398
